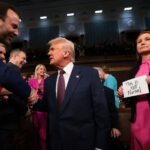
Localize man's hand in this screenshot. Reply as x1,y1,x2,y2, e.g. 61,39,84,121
28,89,38,105
0,88,12,95
0,88,12,102
111,128,121,138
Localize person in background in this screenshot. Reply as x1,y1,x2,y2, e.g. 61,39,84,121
8,49,27,70
118,30,150,150
98,65,120,108
28,64,49,150
30,37,110,150
94,67,121,150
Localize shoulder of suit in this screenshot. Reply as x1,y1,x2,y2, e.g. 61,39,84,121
75,65,95,72
45,72,57,80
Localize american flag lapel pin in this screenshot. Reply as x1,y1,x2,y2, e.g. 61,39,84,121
76,75,80,79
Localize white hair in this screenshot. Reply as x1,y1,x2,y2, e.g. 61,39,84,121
48,37,75,62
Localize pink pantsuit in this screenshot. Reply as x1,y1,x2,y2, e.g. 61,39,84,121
28,78,47,150
131,60,150,150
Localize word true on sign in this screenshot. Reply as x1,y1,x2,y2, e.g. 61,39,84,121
123,75,149,98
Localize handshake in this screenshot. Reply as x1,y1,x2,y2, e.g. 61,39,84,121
0,88,39,106
28,88,39,105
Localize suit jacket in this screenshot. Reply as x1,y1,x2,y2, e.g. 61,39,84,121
0,60,30,99
34,65,110,150
103,86,119,129
0,62,28,128
0,62,30,150
0,62,28,130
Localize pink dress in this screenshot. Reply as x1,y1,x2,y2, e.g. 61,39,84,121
131,59,150,150
28,78,47,150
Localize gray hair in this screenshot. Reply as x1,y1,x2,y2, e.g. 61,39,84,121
9,49,25,60
93,67,103,75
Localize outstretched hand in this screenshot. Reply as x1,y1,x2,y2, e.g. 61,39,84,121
28,88,38,105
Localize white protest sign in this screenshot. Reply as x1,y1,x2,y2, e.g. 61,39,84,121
123,75,149,98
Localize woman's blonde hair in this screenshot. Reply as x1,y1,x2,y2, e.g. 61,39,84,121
34,64,47,78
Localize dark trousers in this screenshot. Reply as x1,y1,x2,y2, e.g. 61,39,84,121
0,130,16,150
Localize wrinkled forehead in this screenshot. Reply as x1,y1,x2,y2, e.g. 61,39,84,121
49,42,64,50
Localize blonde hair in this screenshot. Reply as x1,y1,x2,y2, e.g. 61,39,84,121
48,37,75,62
34,64,47,78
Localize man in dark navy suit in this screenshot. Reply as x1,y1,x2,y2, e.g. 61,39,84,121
0,2,32,99
0,49,30,150
32,37,110,150
0,4,36,149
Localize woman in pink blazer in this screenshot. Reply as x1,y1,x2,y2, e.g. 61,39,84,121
28,64,49,150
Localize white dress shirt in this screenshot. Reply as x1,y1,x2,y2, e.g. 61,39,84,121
56,62,74,97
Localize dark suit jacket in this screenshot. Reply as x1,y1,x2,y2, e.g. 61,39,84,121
0,61,30,150
34,65,110,150
0,60,30,99
0,62,28,130
103,86,119,129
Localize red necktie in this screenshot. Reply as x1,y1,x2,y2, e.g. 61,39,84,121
57,70,65,110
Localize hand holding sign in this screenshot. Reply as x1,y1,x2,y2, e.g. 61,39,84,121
123,75,149,98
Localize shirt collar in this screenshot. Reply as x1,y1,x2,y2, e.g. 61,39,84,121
58,62,74,75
